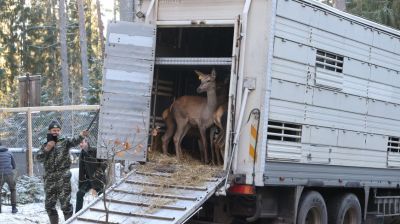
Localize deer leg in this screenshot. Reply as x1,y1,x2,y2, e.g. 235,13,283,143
199,127,209,164
209,126,217,165
197,138,204,163
216,130,225,165
173,122,189,161
161,123,175,155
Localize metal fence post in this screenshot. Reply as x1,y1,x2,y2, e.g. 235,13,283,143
27,107,33,176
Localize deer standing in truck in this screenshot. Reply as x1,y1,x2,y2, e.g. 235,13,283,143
211,102,228,165
161,69,218,163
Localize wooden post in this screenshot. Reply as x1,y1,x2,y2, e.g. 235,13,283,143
27,108,33,176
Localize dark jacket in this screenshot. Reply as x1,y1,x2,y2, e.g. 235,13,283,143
37,135,84,174
0,147,16,175
78,147,106,190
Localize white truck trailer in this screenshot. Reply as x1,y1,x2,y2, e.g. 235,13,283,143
67,0,400,223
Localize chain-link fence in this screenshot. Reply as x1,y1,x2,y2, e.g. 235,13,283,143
0,105,100,176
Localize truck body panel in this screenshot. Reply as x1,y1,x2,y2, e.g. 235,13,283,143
78,0,400,222
96,21,156,162
259,0,400,189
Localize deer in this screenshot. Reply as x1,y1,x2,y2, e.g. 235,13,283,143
210,103,228,165
161,69,218,163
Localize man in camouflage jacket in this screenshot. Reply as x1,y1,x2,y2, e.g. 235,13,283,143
37,120,89,224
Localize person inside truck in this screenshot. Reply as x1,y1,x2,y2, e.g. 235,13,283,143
75,138,107,213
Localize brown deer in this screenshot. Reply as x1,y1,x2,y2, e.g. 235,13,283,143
161,69,218,163
211,103,228,165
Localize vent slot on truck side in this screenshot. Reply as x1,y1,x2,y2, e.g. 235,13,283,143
315,49,344,90
267,121,302,142
387,136,400,167
316,50,344,73
266,121,302,161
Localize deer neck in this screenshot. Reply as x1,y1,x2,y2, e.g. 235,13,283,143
206,87,218,112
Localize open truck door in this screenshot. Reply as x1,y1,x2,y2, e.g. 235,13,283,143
97,21,156,162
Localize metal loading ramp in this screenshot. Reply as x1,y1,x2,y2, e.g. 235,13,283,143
66,163,225,224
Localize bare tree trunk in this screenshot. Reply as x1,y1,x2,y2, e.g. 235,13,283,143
333,0,346,11
96,0,105,59
77,0,89,103
119,0,135,22
59,0,70,105
114,0,117,21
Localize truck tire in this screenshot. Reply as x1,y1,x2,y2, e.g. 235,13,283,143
328,193,361,224
297,191,328,224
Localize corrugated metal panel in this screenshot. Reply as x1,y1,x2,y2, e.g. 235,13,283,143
367,99,400,121
311,28,370,62
342,74,369,98
302,125,338,146
155,0,244,21
388,152,400,167
365,134,387,151
370,48,400,73
368,82,394,103
366,115,400,136
273,37,315,66
342,58,370,80
300,126,388,168
301,145,330,164
264,161,400,187
274,16,311,45
267,140,301,161
277,0,375,47
276,0,315,26
372,30,400,53
98,21,156,161
66,168,225,224
312,87,367,114
337,130,365,149
369,66,400,88
315,67,343,90
305,105,365,132
270,79,306,103
271,58,309,85
330,146,386,168
269,100,305,124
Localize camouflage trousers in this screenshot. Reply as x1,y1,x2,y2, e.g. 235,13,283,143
44,170,73,215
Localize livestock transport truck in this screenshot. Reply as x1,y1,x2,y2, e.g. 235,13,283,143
67,0,400,223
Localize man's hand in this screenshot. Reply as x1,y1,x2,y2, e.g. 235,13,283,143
89,188,98,196
81,130,89,137
45,141,56,152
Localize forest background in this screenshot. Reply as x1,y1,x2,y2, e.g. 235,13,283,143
0,0,399,108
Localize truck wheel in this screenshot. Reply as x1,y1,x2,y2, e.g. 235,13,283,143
297,191,328,224
328,193,361,224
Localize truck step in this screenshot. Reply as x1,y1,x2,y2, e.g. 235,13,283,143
374,195,400,217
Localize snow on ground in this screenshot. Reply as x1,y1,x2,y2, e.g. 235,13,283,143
0,202,53,224
0,168,87,224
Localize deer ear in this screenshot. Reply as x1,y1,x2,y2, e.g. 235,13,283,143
195,70,204,80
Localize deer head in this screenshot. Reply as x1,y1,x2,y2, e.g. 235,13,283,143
195,69,216,94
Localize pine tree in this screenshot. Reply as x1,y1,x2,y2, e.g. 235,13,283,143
0,0,26,107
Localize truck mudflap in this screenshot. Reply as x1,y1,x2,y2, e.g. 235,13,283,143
66,163,225,224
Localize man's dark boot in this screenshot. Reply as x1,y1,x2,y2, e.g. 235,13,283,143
49,215,59,224
11,205,18,213
47,209,59,224
63,210,73,221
